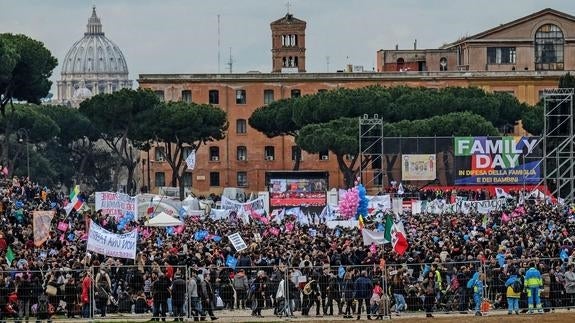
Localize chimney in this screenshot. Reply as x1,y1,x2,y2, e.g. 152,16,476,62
395,44,399,50
346,64,353,72
414,39,417,50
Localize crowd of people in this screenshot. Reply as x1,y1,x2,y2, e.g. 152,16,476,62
0,176,575,321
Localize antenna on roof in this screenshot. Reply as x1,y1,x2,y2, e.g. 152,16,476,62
326,56,330,72
227,47,233,74
286,1,291,14
217,14,221,73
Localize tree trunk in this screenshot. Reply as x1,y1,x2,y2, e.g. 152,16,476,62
112,133,128,191
292,148,301,170
385,154,398,183
126,164,136,195
178,175,185,201
336,154,357,188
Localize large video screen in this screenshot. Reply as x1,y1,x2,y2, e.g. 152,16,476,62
269,178,327,207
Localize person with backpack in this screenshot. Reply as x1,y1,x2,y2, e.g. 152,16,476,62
187,270,203,322
524,262,544,314
199,274,218,321
35,292,52,323
95,266,112,317
505,269,521,315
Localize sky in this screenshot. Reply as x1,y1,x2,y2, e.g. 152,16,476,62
2,0,575,95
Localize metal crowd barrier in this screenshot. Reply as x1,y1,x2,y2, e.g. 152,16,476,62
1,258,574,321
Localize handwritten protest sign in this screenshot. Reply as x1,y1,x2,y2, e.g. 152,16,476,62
87,220,138,259
96,192,137,219
227,232,248,252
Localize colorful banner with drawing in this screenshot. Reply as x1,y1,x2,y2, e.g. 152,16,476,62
454,136,541,185
33,211,55,247
87,220,138,259
220,197,266,224
401,154,437,181
95,192,137,219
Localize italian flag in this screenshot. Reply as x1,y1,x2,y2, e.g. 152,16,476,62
386,214,408,255
64,185,84,215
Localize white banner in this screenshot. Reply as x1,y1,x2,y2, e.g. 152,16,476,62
185,149,196,170
411,198,505,215
367,195,391,211
95,192,137,219
228,232,248,252
392,197,403,215
87,220,137,259
325,220,359,229
220,197,266,224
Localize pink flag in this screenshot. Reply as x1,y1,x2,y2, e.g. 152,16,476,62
59,233,65,242
269,227,280,236
57,221,69,232
285,222,294,233
1,167,8,176
369,243,377,254
174,225,184,234
501,212,510,223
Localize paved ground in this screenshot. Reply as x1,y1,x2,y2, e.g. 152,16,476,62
66,308,575,322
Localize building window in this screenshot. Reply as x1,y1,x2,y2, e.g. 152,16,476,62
209,146,220,161
291,89,301,98
236,90,246,104
291,146,302,161
319,151,329,160
182,173,192,187
487,47,516,64
264,146,275,160
181,90,192,103
209,172,220,187
155,172,165,187
154,90,165,102
237,172,248,187
155,147,165,162
535,24,564,70
237,146,247,161
209,90,219,104
396,58,405,71
439,57,448,71
264,89,274,104
236,119,247,134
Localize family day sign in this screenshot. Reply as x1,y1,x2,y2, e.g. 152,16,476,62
454,136,541,185
87,220,138,259
95,192,137,219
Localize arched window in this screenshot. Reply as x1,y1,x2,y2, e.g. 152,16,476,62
294,56,299,67
439,57,448,71
396,58,405,71
281,35,286,47
535,24,564,70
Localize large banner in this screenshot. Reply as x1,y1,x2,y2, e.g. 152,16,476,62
87,220,137,259
33,211,55,247
454,136,541,185
221,197,266,223
269,178,327,207
402,154,436,181
95,192,137,219
411,198,505,215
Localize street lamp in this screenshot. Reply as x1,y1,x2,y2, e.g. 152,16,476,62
17,128,30,179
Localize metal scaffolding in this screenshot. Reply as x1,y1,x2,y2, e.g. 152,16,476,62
542,88,575,202
359,115,383,191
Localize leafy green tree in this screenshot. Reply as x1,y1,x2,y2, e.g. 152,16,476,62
0,34,57,115
0,104,59,176
79,89,160,194
135,101,227,200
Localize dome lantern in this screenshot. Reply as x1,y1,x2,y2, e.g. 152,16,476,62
86,6,104,35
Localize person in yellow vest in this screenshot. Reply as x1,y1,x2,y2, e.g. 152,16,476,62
524,262,543,314
504,269,521,315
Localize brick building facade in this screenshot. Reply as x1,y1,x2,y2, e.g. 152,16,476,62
138,9,574,196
